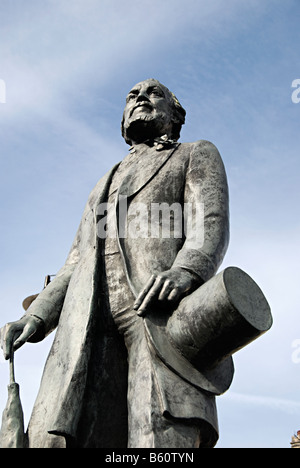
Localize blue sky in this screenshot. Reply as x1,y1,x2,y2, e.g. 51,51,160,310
0,0,300,448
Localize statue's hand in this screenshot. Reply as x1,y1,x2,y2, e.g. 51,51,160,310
0,315,43,360
133,267,201,317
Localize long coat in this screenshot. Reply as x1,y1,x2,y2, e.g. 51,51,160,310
24,139,233,446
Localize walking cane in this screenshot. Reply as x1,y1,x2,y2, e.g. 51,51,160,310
0,274,54,448
0,348,27,448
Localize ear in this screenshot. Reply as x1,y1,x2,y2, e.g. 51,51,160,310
121,114,132,145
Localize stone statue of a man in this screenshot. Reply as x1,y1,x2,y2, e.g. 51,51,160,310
0,79,271,448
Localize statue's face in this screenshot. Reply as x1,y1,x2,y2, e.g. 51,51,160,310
122,79,174,144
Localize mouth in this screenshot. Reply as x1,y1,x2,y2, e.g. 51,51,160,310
130,102,153,117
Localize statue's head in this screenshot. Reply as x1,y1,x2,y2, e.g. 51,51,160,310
121,78,186,145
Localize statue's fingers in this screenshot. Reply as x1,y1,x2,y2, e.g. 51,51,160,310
133,274,156,310
13,322,37,352
167,287,180,303
136,276,164,316
158,279,173,301
2,324,22,360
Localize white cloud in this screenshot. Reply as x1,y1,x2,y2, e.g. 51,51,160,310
226,391,300,416
0,0,266,120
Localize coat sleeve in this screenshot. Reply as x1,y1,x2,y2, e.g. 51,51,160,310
172,140,229,283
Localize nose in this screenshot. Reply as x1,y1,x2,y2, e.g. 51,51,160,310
136,90,150,102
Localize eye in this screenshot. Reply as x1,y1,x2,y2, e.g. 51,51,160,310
149,88,163,97
126,91,138,102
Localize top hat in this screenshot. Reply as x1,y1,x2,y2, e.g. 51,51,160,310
144,266,272,396
167,266,272,370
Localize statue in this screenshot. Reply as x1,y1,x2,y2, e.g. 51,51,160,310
291,431,300,448
0,79,272,448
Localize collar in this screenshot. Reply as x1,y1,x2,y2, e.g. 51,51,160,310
129,134,177,154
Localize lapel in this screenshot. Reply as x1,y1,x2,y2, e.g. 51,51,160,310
113,143,180,298
118,143,180,199
90,163,120,211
